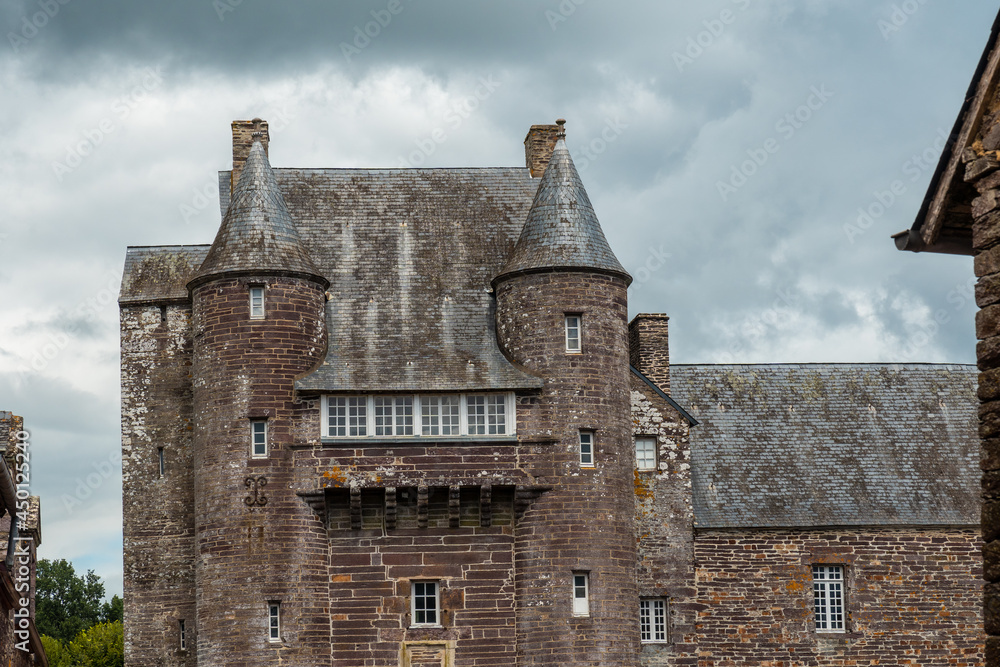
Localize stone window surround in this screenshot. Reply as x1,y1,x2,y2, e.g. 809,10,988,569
249,285,265,319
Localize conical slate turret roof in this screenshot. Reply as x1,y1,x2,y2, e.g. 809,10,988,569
190,140,324,287
495,138,631,284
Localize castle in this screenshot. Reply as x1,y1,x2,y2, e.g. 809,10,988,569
119,119,984,666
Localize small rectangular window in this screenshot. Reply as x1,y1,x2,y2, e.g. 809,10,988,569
812,565,845,632
572,573,589,616
375,397,413,436
635,437,657,471
268,602,280,642
251,420,268,458
158,447,165,478
640,598,668,642
422,396,461,436
250,287,265,319
579,431,594,467
411,581,440,626
329,397,367,437
179,620,186,651
565,315,581,353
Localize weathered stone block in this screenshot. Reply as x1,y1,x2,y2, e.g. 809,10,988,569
977,243,1000,278
969,156,1000,182
978,303,1000,340
976,190,1000,219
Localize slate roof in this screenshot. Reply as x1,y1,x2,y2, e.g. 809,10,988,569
496,139,630,283
119,245,210,305
670,363,980,529
121,161,552,391
191,140,324,287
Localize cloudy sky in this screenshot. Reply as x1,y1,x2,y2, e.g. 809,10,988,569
0,0,996,598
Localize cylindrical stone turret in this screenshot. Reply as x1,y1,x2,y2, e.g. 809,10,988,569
494,125,640,666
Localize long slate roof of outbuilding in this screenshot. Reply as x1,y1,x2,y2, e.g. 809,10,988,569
670,363,980,529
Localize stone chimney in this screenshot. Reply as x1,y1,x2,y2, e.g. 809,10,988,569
231,118,269,194
524,119,565,178
629,314,670,393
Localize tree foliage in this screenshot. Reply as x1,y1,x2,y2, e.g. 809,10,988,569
41,622,123,667
36,559,107,643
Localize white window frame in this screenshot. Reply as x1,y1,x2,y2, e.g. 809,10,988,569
579,431,594,467
635,437,657,471
640,598,668,643
251,420,268,458
411,581,441,627
249,286,265,319
565,315,582,353
572,572,589,616
322,393,515,439
268,602,281,643
812,565,845,633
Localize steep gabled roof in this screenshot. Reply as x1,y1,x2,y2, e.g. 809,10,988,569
189,140,324,288
494,138,630,283
895,9,1000,255
671,363,979,529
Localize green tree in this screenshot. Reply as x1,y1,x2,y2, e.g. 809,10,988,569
40,635,71,667
99,595,123,624
66,621,124,667
36,559,106,643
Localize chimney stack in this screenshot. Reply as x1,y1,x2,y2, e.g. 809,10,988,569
524,119,565,178
231,118,269,194
629,314,671,393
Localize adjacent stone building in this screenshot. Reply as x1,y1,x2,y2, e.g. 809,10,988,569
120,118,984,666
894,8,1000,665
0,413,46,667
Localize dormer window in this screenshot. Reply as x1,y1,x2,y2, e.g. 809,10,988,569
249,286,265,319
565,315,581,353
323,394,514,439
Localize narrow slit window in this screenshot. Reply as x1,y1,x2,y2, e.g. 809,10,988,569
565,315,582,353
579,431,594,467
179,620,186,651
250,287,265,319
157,447,165,478
635,438,657,471
251,420,268,458
572,573,589,616
411,581,440,626
268,602,280,642
812,565,845,632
